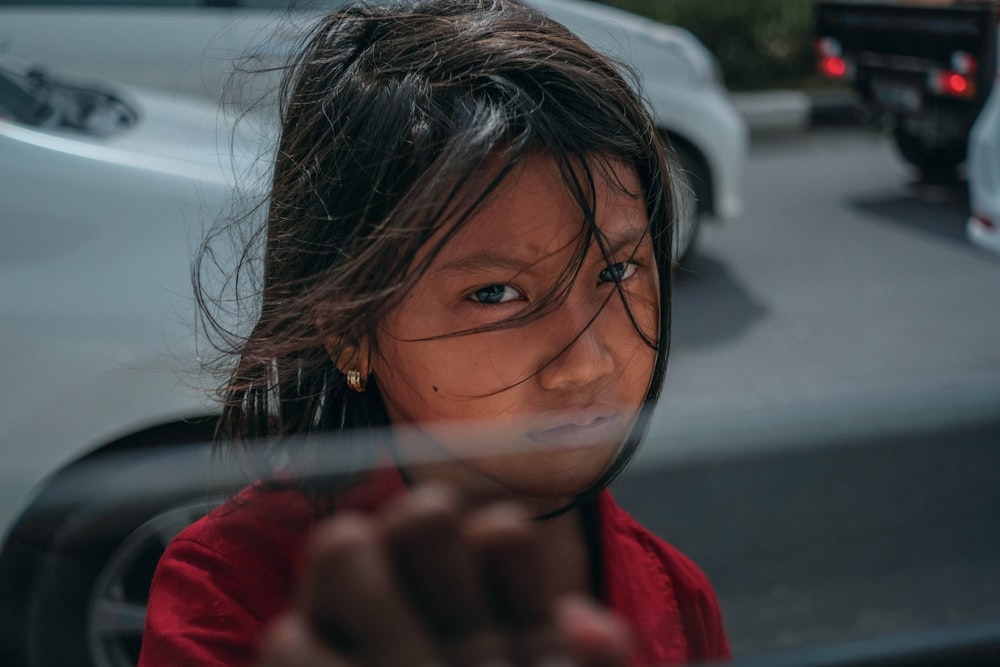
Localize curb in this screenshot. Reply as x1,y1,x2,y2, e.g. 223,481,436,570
731,87,862,136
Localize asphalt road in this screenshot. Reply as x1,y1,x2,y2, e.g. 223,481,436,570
615,126,1000,658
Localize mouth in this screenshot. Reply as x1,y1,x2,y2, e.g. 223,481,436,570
526,410,623,450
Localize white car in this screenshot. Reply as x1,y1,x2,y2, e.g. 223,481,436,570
967,73,1000,257
0,60,252,667
0,0,747,259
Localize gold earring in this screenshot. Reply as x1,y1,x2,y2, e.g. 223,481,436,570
346,369,366,393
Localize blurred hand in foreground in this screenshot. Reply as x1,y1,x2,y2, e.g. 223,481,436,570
258,485,631,667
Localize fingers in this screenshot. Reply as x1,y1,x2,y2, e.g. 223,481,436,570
259,594,631,667
297,510,437,667
464,503,570,666
556,596,632,667
382,487,509,667
381,486,491,639
258,616,351,667
268,485,630,667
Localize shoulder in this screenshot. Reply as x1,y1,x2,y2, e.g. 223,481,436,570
139,485,318,667
160,482,319,599
597,490,731,664
182,483,318,558
597,490,717,597
139,468,408,667
164,483,319,591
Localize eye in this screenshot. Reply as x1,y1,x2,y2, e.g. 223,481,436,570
469,284,522,305
599,262,637,284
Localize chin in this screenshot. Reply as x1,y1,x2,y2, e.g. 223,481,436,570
501,445,618,499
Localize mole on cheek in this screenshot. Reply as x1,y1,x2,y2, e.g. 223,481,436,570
432,386,439,393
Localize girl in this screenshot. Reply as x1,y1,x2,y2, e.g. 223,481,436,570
139,1,730,666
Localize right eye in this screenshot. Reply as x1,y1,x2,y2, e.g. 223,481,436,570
469,284,521,305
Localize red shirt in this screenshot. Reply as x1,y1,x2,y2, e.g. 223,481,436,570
139,468,730,666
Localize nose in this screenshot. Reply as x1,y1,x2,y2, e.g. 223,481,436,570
536,302,616,391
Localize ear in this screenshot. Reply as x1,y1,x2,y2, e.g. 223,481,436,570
333,338,372,379
315,309,371,378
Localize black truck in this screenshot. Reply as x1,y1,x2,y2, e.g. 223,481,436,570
815,0,997,180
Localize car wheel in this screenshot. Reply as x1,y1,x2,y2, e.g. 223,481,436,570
893,118,964,183
85,498,223,667
0,439,228,667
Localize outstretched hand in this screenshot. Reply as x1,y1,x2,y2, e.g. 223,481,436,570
258,485,631,667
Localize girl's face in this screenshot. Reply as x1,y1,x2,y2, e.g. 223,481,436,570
370,154,659,511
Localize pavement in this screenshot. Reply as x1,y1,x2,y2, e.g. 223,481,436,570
731,86,862,136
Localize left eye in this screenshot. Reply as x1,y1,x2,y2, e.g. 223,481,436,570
469,284,521,305
599,262,637,284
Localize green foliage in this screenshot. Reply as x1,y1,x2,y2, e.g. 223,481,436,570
594,0,817,90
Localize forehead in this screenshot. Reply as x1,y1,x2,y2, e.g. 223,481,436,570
429,153,649,271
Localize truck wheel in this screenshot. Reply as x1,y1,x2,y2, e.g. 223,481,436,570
0,439,228,667
893,122,964,182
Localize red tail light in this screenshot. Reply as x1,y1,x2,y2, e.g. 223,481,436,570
815,37,850,79
820,56,848,79
931,70,976,99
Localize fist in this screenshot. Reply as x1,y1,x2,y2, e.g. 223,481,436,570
258,485,631,667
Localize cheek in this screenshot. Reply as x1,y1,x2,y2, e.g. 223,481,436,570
390,338,536,394
617,269,661,345
374,294,540,405
372,340,439,420
611,279,661,389
373,334,530,421
625,295,659,343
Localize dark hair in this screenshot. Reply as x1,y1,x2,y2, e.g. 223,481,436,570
198,0,676,498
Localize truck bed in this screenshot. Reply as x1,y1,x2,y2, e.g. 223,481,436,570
815,0,997,178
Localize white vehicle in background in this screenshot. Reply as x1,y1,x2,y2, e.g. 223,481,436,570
967,71,1000,257
0,59,252,667
0,0,747,260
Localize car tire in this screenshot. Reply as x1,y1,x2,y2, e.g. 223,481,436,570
0,437,228,667
893,117,965,183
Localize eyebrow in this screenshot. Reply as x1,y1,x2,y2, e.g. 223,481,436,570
601,223,651,259
434,222,650,277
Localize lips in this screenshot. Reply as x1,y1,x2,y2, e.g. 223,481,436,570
526,409,622,448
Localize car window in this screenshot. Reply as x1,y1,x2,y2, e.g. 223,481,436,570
0,64,44,122
1,1,998,667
